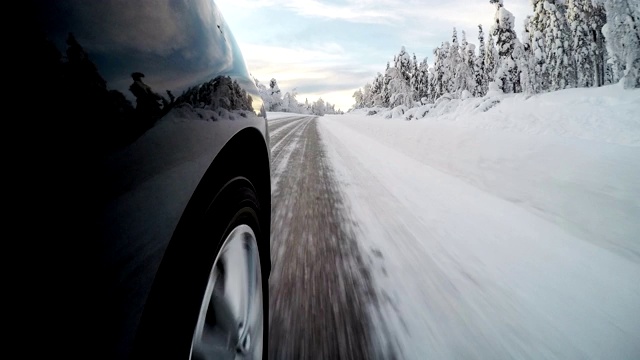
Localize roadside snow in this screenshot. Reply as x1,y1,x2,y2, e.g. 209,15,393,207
365,82,640,146
318,84,640,359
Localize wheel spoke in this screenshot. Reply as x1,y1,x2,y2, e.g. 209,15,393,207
191,326,235,360
245,242,263,358
219,233,250,333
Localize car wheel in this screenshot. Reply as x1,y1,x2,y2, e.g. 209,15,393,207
134,180,266,359
190,220,264,359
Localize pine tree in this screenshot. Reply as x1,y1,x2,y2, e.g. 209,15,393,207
312,98,325,116
362,83,373,107
528,0,549,91
544,0,576,90
447,28,461,94
352,88,364,109
387,66,413,108
602,0,640,88
511,29,528,95
371,73,385,106
592,3,608,87
268,78,283,111
415,57,430,103
475,25,488,96
394,46,413,83
568,0,596,87
427,67,436,103
456,30,476,96
410,53,421,101
521,15,538,94
490,0,521,93
285,88,303,113
382,63,392,107
485,33,498,87
282,92,292,112
460,30,469,55
432,44,447,101
465,32,477,92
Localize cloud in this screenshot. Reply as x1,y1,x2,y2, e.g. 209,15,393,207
242,43,375,82
219,0,529,29
217,0,401,24
240,42,377,110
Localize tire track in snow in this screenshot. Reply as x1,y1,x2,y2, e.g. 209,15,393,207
268,116,380,360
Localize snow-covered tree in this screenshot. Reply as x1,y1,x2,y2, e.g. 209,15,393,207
475,24,488,96
362,83,373,107
381,62,392,107
289,88,306,113
352,88,364,109
568,0,596,87
326,102,337,114
455,30,477,96
431,44,448,100
591,3,608,86
371,73,385,106
415,57,430,103
282,92,292,111
490,0,521,93
410,53,420,101
427,67,436,102
268,78,283,111
446,28,462,94
311,97,325,116
521,15,538,93
601,0,640,88
394,46,413,83
528,0,549,91
544,0,577,90
387,67,414,108
485,33,499,87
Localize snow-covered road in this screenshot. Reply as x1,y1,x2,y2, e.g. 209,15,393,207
318,113,640,359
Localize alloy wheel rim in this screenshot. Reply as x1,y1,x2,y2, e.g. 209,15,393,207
190,224,263,360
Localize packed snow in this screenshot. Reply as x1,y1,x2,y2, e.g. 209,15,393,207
316,84,640,359
266,112,302,120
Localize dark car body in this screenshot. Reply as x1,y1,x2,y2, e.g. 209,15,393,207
22,1,270,358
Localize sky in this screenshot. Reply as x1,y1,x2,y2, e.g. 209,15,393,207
215,0,533,112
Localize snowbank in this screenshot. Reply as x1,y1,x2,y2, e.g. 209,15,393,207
351,82,640,146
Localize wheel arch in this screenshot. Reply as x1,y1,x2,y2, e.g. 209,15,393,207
132,125,271,359
206,126,271,276
163,125,271,280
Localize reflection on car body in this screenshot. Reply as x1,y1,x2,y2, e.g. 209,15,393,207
24,1,270,359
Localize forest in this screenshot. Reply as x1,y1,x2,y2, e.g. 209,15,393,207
352,0,639,110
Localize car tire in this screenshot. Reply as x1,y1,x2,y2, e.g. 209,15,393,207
133,178,266,360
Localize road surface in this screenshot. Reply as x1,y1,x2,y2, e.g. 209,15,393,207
267,115,382,359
